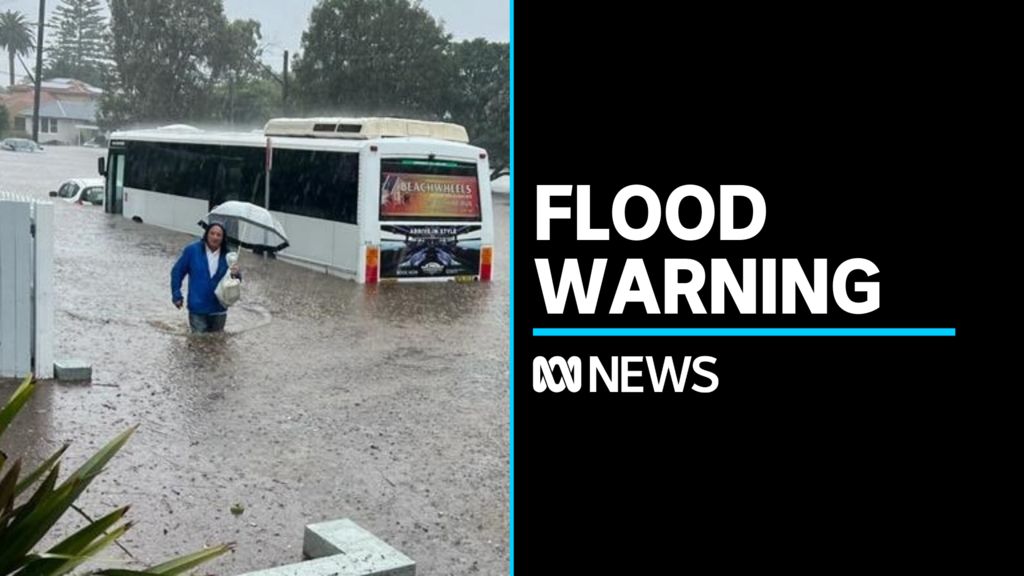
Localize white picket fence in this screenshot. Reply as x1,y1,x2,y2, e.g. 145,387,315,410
0,193,54,379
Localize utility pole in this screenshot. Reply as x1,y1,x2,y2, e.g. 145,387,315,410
31,0,45,143
282,50,289,116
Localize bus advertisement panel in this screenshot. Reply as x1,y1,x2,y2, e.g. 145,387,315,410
380,159,481,220
380,224,482,279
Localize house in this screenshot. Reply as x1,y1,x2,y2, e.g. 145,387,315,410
0,78,102,145
14,99,100,145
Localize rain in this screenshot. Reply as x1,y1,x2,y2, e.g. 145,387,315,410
1,0,510,574
1,144,510,575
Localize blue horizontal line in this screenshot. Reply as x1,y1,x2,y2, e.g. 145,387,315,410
532,328,956,337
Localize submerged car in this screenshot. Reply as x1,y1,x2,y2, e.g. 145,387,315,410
83,135,107,148
49,178,105,205
81,185,105,206
1,138,42,152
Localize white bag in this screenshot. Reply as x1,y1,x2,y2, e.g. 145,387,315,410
215,252,241,307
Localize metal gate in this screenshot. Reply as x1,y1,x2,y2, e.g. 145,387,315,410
0,193,54,379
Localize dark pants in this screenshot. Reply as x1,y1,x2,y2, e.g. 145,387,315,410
189,313,227,333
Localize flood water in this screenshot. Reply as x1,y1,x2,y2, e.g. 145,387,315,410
1,147,510,575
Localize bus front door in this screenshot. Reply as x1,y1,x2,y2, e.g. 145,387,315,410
105,151,124,214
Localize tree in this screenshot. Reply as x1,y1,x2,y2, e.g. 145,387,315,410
0,10,34,88
210,19,262,83
293,0,452,118
208,18,266,126
446,39,509,178
0,103,9,136
45,0,108,87
102,0,229,127
210,74,280,127
481,78,510,178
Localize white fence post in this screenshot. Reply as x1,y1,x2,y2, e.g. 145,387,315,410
34,201,54,379
0,194,54,379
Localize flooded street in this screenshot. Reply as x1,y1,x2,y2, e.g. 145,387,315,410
1,147,510,575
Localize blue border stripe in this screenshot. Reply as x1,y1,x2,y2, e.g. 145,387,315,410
532,328,956,337
508,1,515,574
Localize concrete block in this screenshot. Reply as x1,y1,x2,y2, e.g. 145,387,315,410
237,518,415,576
54,359,91,381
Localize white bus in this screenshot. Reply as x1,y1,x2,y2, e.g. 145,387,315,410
100,118,494,283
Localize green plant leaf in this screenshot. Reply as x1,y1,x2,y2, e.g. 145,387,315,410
3,460,60,530
0,459,22,518
19,520,134,576
0,374,232,576
16,444,69,497
0,375,35,438
51,506,130,555
0,473,83,574
58,521,133,576
1,424,138,566
58,426,137,500
145,543,234,576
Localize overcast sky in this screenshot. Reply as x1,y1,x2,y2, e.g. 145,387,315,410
0,0,509,86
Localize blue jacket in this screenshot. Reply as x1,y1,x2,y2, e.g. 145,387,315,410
171,240,229,315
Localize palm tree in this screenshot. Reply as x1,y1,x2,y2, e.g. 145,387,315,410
0,10,35,87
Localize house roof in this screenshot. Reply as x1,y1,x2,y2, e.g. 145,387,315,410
8,78,103,96
17,99,98,122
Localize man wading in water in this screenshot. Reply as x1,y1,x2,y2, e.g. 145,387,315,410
170,223,240,333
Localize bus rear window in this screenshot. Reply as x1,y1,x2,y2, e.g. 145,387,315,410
380,158,480,221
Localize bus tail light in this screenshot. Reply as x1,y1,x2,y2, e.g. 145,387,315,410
480,246,493,281
365,245,379,284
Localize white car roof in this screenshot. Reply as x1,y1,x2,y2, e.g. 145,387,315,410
63,178,105,188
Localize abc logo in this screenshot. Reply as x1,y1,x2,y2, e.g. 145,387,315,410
533,356,583,393
532,354,719,393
